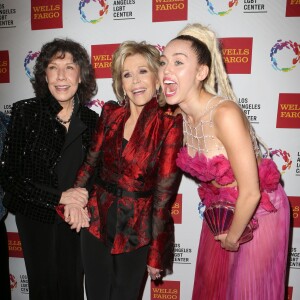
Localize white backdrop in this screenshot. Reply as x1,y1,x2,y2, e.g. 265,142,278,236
0,0,299,299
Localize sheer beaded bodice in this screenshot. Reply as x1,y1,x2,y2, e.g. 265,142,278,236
177,97,279,213
183,96,261,159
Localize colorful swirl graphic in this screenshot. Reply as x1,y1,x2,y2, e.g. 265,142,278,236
86,99,105,109
24,51,40,80
79,0,109,24
269,148,292,174
270,40,300,72
206,0,238,16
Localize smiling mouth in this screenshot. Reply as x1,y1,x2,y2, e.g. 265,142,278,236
55,85,69,91
163,79,177,97
132,88,146,94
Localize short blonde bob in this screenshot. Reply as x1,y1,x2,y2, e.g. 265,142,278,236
111,41,164,105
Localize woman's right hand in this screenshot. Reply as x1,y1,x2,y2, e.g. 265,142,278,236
59,187,88,207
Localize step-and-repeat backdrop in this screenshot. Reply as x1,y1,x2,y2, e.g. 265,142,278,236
0,1,299,299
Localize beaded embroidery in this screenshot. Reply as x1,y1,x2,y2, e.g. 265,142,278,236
183,96,261,158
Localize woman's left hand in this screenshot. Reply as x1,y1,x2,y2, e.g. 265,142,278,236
147,265,162,281
64,204,90,232
215,233,239,252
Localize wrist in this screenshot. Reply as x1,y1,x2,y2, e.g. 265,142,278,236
226,232,239,245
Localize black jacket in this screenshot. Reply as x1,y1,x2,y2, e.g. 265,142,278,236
0,96,98,223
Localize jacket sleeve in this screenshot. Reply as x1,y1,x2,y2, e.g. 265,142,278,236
74,102,113,188
147,115,183,273
0,102,61,210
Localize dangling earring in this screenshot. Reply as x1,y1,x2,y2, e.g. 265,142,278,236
155,88,160,103
155,87,161,104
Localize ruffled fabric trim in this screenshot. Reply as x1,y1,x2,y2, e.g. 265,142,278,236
258,158,280,212
177,147,280,214
176,147,235,185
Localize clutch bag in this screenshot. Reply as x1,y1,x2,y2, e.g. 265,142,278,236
204,201,254,244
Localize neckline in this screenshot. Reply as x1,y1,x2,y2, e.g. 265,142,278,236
184,95,219,126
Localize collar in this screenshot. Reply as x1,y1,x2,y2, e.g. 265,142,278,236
44,94,81,117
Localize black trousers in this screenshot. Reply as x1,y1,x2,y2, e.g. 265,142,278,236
81,229,149,300
16,214,84,300
0,219,11,300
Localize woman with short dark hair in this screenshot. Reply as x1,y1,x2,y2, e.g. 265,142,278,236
0,38,98,300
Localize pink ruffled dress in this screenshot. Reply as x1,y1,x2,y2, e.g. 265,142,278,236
177,97,290,300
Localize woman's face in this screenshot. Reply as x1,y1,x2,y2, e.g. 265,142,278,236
159,39,203,106
122,53,158,110
45,52,81,104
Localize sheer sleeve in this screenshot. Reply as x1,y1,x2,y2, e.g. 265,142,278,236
147,114,183,274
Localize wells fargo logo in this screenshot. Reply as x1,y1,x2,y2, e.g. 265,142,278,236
220,38,253,74
286,0,300,17
7,232,24,258
289,197,300,227
79,0,109,24
152,0,187,22
287,286,293,299
151,280,180,300
276,93,300,128
31,0,62,30
24,50,40,81
91,44,119,78
206,0,238,16
270,40,300,72
171,194,182,224
0,50,9,83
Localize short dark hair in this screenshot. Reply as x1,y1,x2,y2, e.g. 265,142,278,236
32,38,97,104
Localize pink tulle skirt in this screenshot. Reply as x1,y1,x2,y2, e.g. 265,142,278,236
192,184,290,300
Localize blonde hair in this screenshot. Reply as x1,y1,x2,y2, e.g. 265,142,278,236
176,23,269,154
177,23,237,102
111,41,164,105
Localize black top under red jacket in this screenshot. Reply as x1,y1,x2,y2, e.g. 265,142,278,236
0,96,98,224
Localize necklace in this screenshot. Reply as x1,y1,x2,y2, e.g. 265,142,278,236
56,99,74,125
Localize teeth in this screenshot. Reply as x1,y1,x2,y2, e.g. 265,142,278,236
164,80,175,84
133,89,146,94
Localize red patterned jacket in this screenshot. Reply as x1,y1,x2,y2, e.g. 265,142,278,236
75,98,183,273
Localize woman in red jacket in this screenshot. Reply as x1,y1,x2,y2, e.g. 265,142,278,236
62,41,183,300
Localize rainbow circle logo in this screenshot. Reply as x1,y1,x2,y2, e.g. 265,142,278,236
269,148,292,174
206,0,238,16
79,0,109,24
10,274,17,290
270,40,300,72
86,99,105,109
24,51,40,81
198,201,205,220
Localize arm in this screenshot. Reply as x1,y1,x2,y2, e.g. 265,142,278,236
147,116,183,275
74,103,109,188
0,102,61,210
62,103,112,228
214,102,261,251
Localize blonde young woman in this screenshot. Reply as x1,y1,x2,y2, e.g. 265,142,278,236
159,23,290,300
